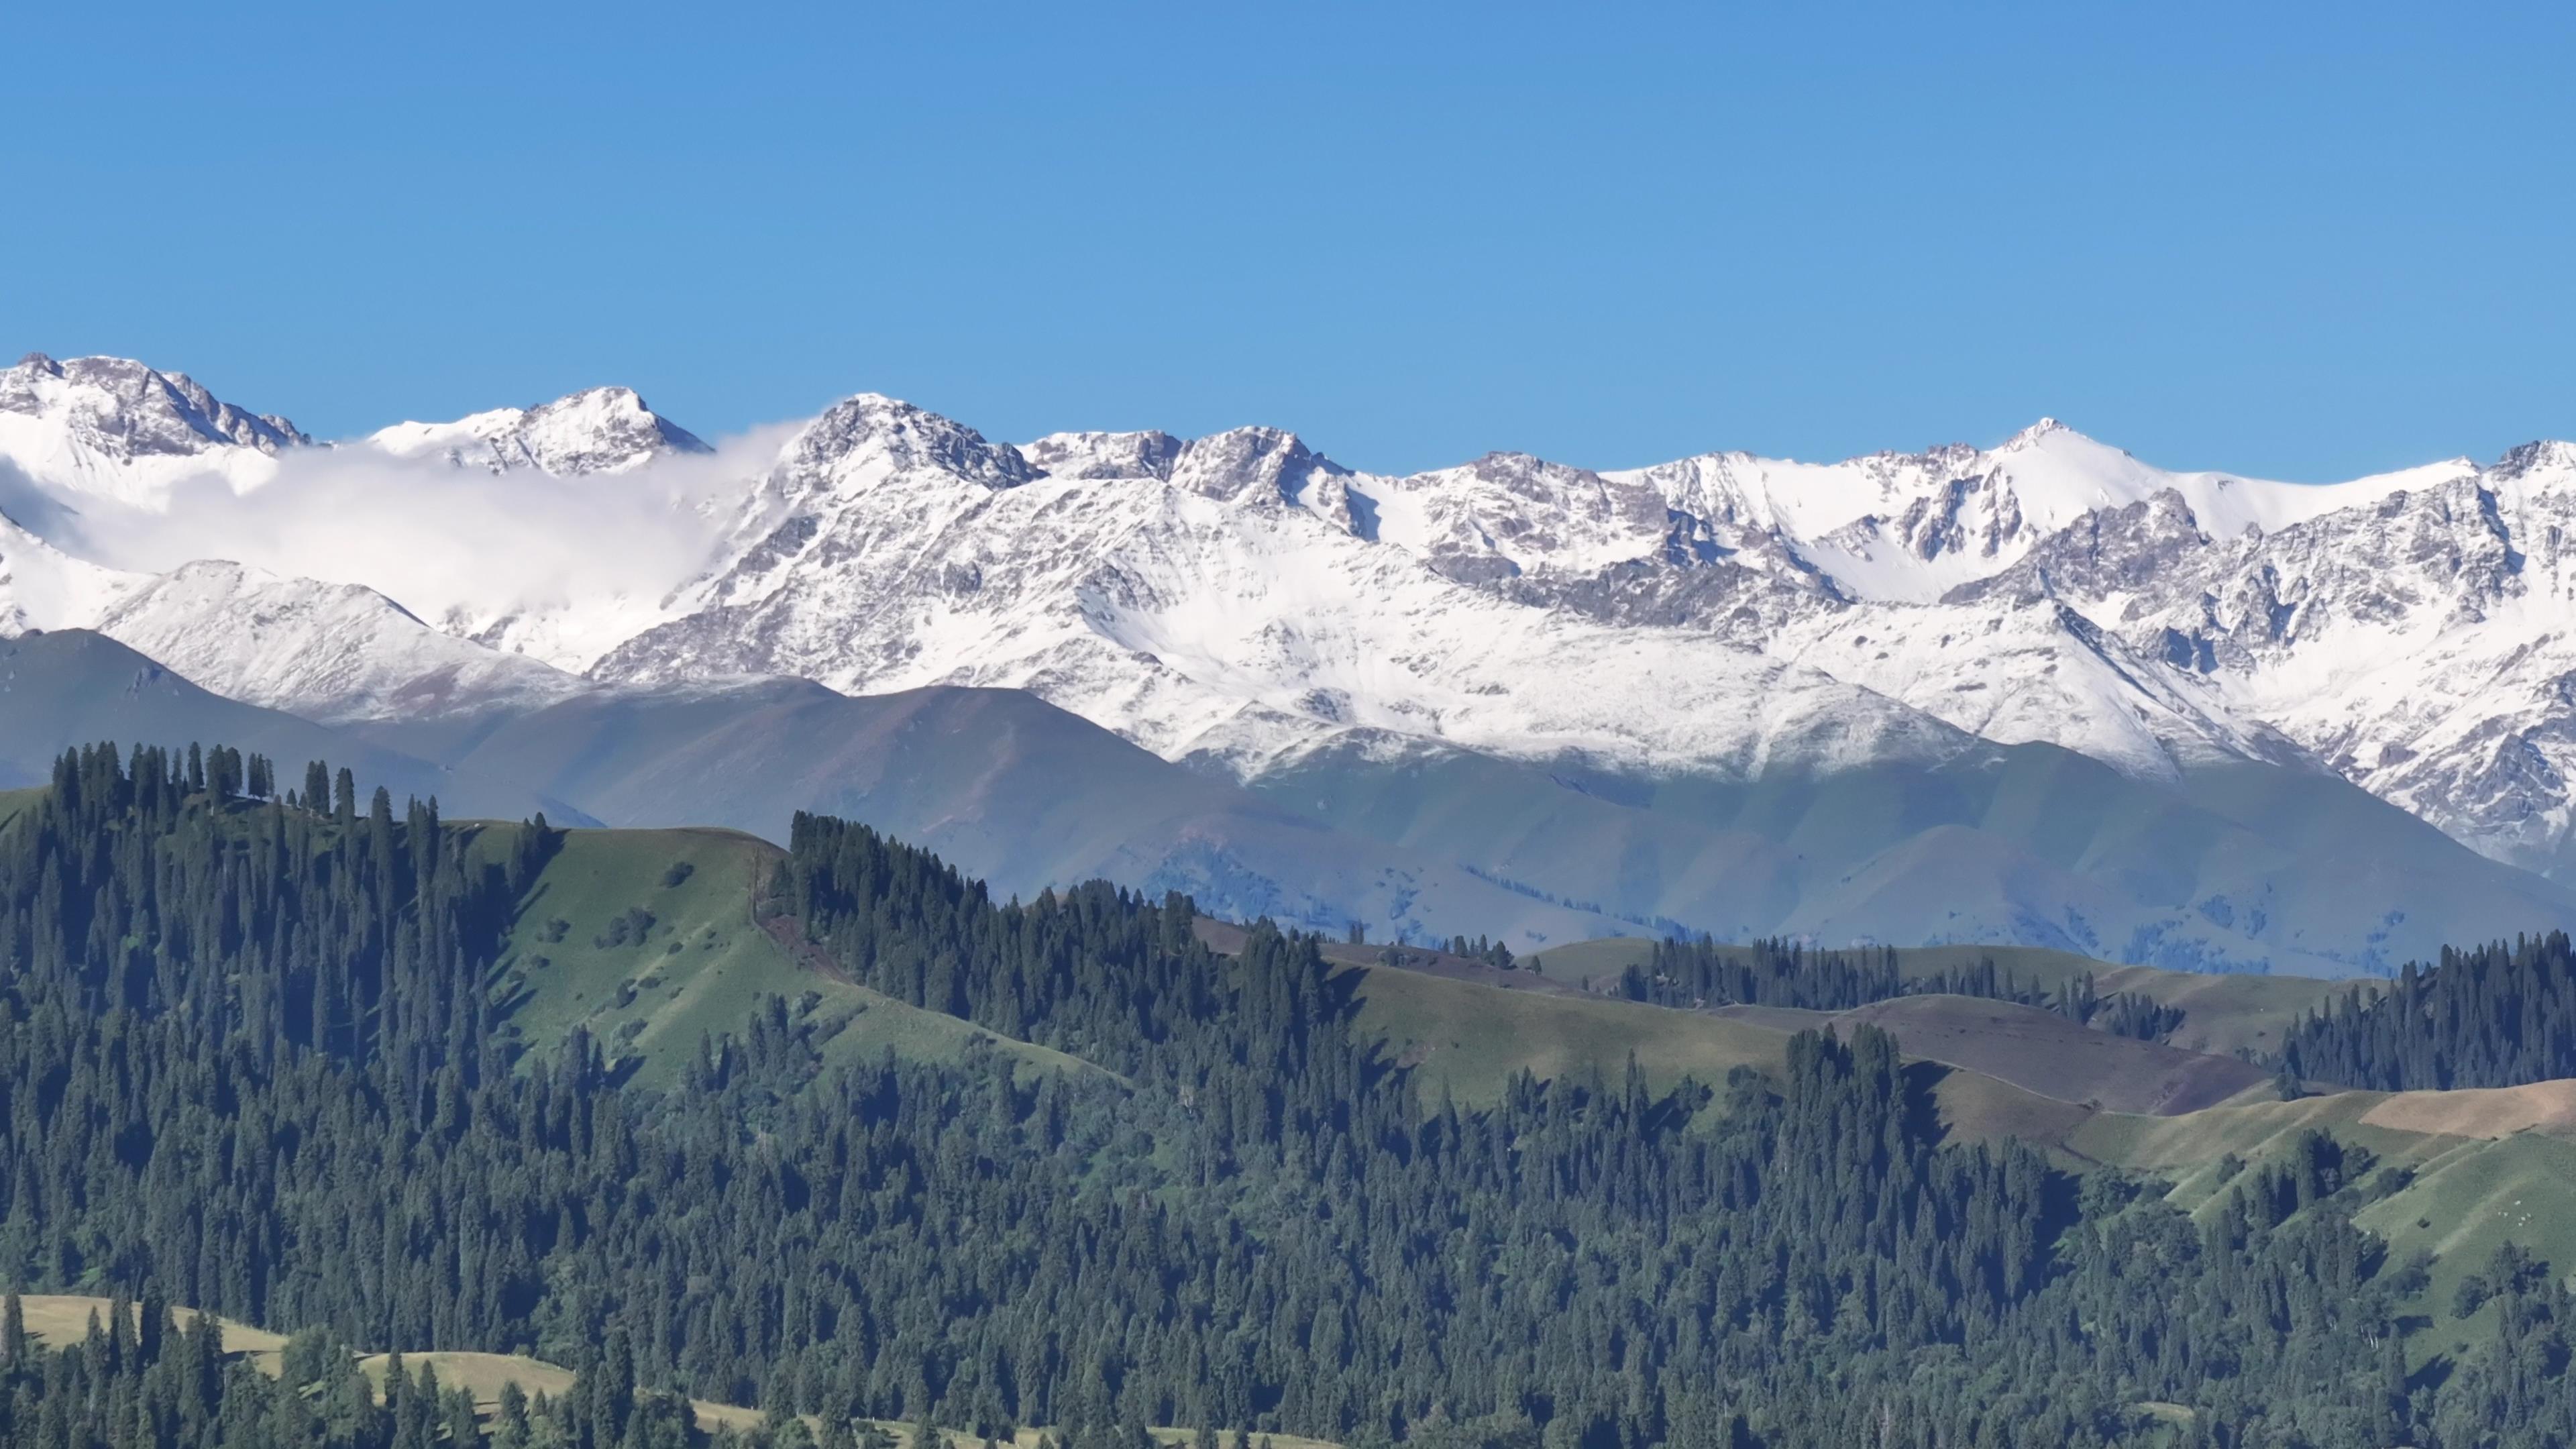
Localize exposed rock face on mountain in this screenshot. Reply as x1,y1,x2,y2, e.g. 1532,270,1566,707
1968,441,2576,875
0,353,305,505
586,394,1972,786
1019,429,1184,482
9,353,2576,970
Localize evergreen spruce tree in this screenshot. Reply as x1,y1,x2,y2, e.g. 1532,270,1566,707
496,1381,535,1449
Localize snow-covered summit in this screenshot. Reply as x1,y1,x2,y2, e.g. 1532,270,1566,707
0,354,304,506
366,385,709,475
590,398,1984,786
776,392,1037,496
1597,420,2460,605
559,395,2576,855
2492,439,2576,482
1319,452,1672,584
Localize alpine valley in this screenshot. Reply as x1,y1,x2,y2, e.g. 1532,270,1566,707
6,349,2575,979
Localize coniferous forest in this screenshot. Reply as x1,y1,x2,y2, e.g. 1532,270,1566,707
1613,938,2184,1042
6,745,2576,1447
1615,937,2045,1012
2280,934,2576,1091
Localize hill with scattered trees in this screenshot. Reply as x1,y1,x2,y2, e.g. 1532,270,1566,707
6,743,2576,1446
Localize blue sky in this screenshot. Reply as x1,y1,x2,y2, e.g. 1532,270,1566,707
4,2,2569,478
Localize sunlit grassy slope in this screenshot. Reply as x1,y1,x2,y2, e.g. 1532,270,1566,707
483,824,1091,1086
1350,963,1791,1106
1332,952,2110,1144
2062,1079,2576,1353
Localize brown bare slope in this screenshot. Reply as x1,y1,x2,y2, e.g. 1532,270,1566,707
2358,1079,2576,1140
1834,994,2270,1115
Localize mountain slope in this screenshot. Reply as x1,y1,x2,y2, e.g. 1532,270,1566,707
1241,730,2576,976
0,509,140,632
348,675,1652,949
94,559,589,721
484,823,1091,1088
0,629,586,821
17,356,2576,969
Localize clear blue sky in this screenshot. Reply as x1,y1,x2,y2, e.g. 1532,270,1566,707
5,2,2570,478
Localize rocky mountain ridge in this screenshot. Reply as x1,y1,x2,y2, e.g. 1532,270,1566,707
0,353,305,506
366,386,709,474
7,353,2576,969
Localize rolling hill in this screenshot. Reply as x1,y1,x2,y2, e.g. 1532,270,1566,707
522,810,2576,1373
0,629,582,821
1530,935,2349,1059
13,761,2576,1443
480,822,1093,1087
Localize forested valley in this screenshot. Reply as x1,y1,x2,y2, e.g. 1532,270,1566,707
4,744,2576,1447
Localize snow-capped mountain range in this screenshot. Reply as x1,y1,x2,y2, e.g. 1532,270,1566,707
6,347,2576,966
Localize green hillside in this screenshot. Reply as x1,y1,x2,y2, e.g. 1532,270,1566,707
1200,914,2100,1139
1529,936,2347,1059
1514,928,2576,1360
486,824,1093,1086
15,751,2576,1446
1348,961,1790,1106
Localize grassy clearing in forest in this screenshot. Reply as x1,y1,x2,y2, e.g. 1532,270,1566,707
490,826,1089,1086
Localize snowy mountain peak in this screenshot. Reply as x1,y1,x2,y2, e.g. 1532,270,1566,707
0,354,304,506
1167,426,1338,506
367,384,708,476
1338,451,1672,583
92,558,587,722
2000,417,2074,448
517,386,709,473
1,354,306,455
1019,430,1185,481
774,393,1037,496
2493,439,2576,482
